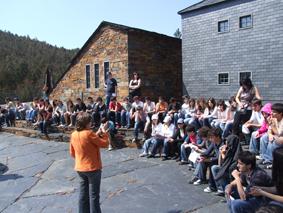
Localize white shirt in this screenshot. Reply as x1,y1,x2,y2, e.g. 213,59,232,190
161,123,175,138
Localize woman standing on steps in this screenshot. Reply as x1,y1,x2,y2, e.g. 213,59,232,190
70,112,109,213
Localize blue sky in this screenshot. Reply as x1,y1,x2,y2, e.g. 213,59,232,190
0,0,200,49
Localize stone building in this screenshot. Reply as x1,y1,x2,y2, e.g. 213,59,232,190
179,0,283,102
50,21,182,102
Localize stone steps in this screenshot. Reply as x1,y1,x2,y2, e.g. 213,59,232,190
1,120,144,149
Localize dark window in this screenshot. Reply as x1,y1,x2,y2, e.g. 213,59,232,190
239,72,252,84
218,20,229,33
104,62,109,82
86,65,90,89
240,15,252,29
94,64,99,88
218,73,229,85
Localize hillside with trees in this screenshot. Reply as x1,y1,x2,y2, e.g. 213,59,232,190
0,30,78,102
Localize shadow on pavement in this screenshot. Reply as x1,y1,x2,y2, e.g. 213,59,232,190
0,174,23,182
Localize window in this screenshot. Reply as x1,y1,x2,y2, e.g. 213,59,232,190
239,72,252,84
104,62,109,82
218,20,229,33
240,15,252,29
94,64,99,88
85,65,90,89
218,73,229,85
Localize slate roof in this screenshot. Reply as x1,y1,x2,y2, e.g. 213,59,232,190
178,0,231,14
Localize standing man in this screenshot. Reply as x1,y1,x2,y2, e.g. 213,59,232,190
104,72,117,110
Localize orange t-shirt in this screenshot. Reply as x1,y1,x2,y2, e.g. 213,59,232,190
70,130,109,172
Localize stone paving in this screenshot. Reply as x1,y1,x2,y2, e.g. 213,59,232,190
0,132,227,213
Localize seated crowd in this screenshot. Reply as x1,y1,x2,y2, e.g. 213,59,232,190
0,77,283,213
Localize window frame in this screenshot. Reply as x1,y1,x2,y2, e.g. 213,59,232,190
218,19,229,33
104,61,109,82
85,64,91,89
94,63,99,89
217,72,230,85
239,14,253,29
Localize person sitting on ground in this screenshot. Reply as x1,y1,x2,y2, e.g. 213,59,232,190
172,118,187,161
180,95,190,119
139,114,163,157
147,116,174,159
99,117,116,151
211,99,228,129
179,124,197,165
92,97,107,127
155,96,168,120
184,98,197,125
249,147,283,211
143,96,156,138
70,112,109,213
188,126,211,184
167,97,181,126
249,103,272,155
222,96,237,139
242,99,264,144
210,135,242,196
26,97,39,123
70,98,87,127
225,151,273,213
190,98,205,129
259,103,283,168
232,78,261,136
193,128,224,188
199,98,217,128
38,101,53,135
85,97,96,126
54,100,66,127
131,105,146,143
14,98,30,120
120,97,132,128
108,97,122,128
63,99,75,126
4,97,16,127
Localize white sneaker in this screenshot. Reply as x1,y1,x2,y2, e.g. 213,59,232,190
193,179,202,185
139,152,148,157
108,146,113,151
256,155,262,160
204,187,215,193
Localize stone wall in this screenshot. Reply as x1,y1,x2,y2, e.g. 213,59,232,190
128,31,182,101
50,26,129,102
181,0,283,102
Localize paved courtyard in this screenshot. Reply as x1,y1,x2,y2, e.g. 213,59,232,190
0,132,227,213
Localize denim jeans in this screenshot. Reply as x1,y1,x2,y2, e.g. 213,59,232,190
260,133,283,162
180,143,191,162
211,165,229,191
249,131,260,154
134,120,144,139
163,138,173,157
222,121,233,139
150,138,165,156
39,120,51,134
226,191,265,213
78,170,102,213
198,162,217,190
121,110,130,127
143,137,157,153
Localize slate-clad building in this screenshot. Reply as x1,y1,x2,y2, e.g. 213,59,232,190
179,0,283,101
50,21,182,102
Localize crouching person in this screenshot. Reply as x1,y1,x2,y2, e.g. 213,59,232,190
70,112,109,213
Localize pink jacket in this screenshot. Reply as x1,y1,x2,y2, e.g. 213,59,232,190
258,103,272,136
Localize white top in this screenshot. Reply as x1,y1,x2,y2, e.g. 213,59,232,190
161,123,175,138
249,111,264,125
144,102,156,114
151,123,163,137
